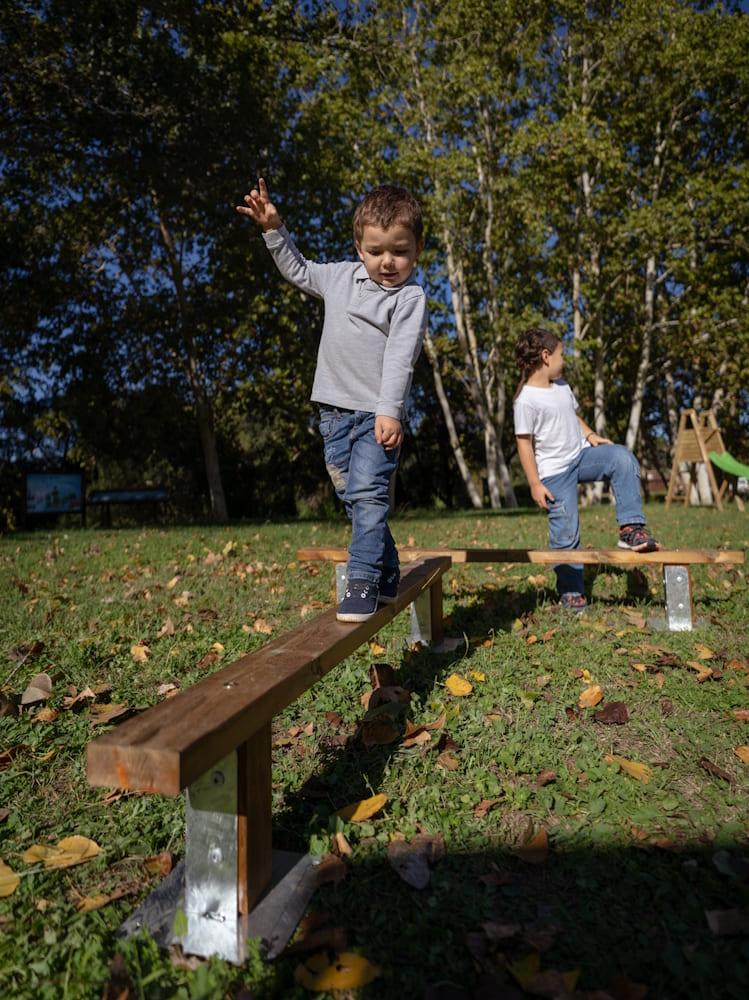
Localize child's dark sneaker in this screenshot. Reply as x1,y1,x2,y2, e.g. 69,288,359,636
618,524,660,552
336,579,379,622
559,592,587,613
378,567,400,605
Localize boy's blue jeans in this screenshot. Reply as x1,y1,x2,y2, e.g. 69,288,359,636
318,407,398,585
542,444,645,597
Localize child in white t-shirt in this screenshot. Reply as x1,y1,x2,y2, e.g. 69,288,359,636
513,327,660,612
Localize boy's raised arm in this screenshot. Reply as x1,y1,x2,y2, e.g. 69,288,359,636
235,177,283,231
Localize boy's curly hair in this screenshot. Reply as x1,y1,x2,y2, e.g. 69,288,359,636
515,327,561,378
353,185,423,243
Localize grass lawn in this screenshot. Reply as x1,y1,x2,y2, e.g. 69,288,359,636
1,504,748,999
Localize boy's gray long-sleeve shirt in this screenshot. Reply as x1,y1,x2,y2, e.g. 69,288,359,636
262,226,427,420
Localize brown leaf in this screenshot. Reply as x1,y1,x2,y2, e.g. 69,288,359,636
253,618,273,635
325,711,343,727
196,651,219,669
102,954,134,1000
156,682,179,699
20,672,52,706
660,698,674,716
369,662,396,688
359,719,400,748
8,641,44,662
734,746,749,764
155,618,175,639
315,854,347,885
698,756,734,784
705,908,749,936
535,769,557,787
514,828,549,865
387,839,431,889
285,925,348,956
436,751,460,771
130,643,149,663
402,727,432,748
732,709,749,723
144,852,173,876
474,798,501,819
89,703,131,725
592,701,629,725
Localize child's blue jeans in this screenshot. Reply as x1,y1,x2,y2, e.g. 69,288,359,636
542,444,645,597
318,407,398,585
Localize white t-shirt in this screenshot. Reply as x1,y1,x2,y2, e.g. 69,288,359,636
513,380,586,479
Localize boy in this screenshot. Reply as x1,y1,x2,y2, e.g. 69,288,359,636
237,179,427,622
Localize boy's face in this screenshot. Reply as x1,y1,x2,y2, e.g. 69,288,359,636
355,223,423,287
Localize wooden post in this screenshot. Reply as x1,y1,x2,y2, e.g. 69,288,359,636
237,724,273,914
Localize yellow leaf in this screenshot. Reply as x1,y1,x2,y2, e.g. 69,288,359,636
514,829,549,865
734,746,749,764
294,951,381,990
445,674,473,697
76,893,111,912
368,640,386,655
222,540,236,556
336,793,388,823
578,685,603,708
469,671,486,682
694,642,715,660
23,836,100,869
508,952,542,989
631,661,648,673
33,707,59,724
211,642,225,653
130,642,149,663
0,859,19,898
604,754,652,783
253,618,273,635
581,669,593,684
166,575,180,589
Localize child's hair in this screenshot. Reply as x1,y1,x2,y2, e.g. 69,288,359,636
514,326,562,399
353,185,423,243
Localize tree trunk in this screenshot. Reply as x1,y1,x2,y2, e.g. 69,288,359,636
422,332,483,508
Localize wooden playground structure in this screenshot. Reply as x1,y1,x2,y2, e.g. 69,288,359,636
665,409,746,511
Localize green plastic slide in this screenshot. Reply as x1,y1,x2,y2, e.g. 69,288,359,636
709,450,749,478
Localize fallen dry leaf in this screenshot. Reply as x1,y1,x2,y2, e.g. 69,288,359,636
156,618,175,639
331,832,352,857
336,793,387,823
535,769,557,787
130,643,149,663
734,746,749,764
253,618,273,635
445,673,473,697
514,828,549,865
89,703,130,725
387,839,431,889
694,642,715,660
604,754,652,783
474,798,501,818
436,751,459,771
294,951,381,991
368,639,386,656
144,852,173,876
732,709,749,722
592,701,629,725
22,835,100,869
698,756,734,784
705,908,749,936
20,672,52,706
578,684,604,708
0,859,19,897
33,707,59,724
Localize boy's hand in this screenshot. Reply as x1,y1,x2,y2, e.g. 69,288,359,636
531,481,555,510
375,415,403,450
235,177,283,231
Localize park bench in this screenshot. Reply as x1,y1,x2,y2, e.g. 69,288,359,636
296,546,745,632
87,487,168,527
86,556,450,963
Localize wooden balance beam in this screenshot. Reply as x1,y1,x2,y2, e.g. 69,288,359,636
87,556,450,964
296,546,745,632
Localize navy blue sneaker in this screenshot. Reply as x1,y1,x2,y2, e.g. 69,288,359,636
378,567,400,605
336,579,379,622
